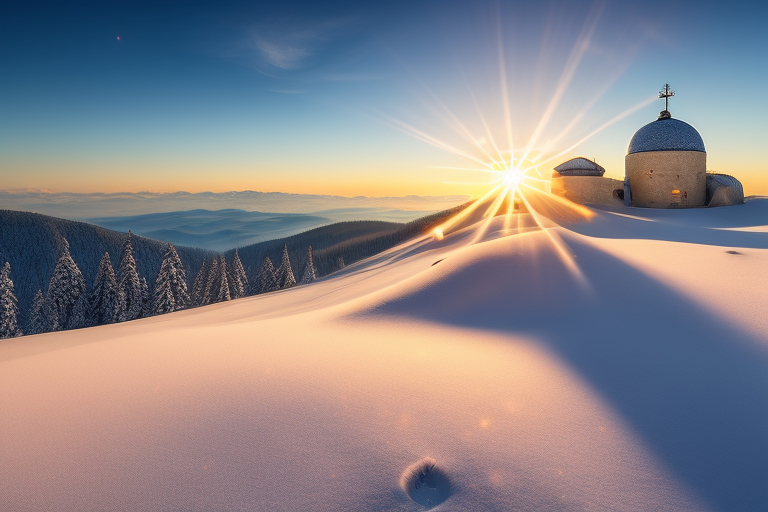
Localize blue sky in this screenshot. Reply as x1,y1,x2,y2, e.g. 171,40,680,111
1,0,766,196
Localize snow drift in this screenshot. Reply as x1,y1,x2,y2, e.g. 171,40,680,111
1,198,767,511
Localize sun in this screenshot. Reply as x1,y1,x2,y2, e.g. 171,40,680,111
501,167,524,189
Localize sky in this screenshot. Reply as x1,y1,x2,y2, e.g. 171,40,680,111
1,0,767,197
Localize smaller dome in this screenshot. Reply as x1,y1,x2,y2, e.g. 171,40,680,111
706,173,744,207
554,157,605,177
628,117,705,155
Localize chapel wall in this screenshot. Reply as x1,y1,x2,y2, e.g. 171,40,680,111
550,176,624,206
625,151,706,208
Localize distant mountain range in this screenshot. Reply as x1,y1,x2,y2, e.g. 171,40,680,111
87,209,333,252
85,208,438,252
0,190,470,219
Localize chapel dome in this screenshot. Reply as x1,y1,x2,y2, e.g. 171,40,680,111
554,157,605,177
627,117,706,155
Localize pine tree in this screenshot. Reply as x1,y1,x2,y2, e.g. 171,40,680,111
0,262,22,338
28,289,48,335
117,231,143,321
68,292,91,329
336,255,345,270
299,245,316,284
274,245,296,289
152,244,189,314
90,252,121,325
139,277,150,317
203,255,231,304
191,260,208,306
215,256,231,302
46,238,86,331
229,250,248,299
202,256,220,305
253,257,279,295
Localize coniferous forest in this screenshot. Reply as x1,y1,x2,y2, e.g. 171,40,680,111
0,203,468,338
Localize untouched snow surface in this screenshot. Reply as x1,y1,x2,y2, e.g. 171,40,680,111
2,198,768,511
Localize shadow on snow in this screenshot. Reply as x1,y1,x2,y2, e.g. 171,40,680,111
368,233,768,512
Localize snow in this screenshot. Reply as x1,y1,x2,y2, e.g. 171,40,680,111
2,198,768,511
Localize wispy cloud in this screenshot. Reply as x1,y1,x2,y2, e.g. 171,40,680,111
255,40,312,70
248,16,358,72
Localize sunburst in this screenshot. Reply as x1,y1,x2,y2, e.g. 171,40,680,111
378,5,663,282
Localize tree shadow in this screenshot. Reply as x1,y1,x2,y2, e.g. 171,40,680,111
367,234,768,511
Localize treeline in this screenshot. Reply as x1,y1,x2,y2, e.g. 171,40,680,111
0,234,315,338
0,209,211,327
0,202,469,339
229,220,404,281
0,231,211,336
227,201,471,278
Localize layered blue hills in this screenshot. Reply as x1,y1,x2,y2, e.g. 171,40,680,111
88,209,333,252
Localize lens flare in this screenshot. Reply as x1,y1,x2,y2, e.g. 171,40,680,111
379,4,648,285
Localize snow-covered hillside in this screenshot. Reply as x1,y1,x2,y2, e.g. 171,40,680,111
2,198,767,511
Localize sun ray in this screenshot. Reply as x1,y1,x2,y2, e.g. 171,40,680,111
534,94,657,168
538,42,641,154
482,185,510,220
464,79,507,165
519,2,605,164
469,185,511,244
417,88,503,166
502,180,522,235
380,114,495,168
431,166,505,174
520,182,595,219
440,181,495,186
494,9,515,169
517,185,590,287
387,50,503,167
434,183,505,238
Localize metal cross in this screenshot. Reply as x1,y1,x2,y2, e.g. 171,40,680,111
659,83,675,112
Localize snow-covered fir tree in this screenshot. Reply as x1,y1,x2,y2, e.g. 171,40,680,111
253,257,279,295
191,260,208,306
215,256,231,302
46,238,86,331
299,245,316,284
139,277,150,317
68,292,91,329
202,256,220,305
28,289,48,335
336,255,345,270
203,255,230,303
274,245,296,289
117,231,143,321
0,262,22,338
90,252,122,325
152,243,189,314
229,250,248,299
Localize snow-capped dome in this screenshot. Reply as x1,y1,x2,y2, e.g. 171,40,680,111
554,157,605,177
627,117,705,155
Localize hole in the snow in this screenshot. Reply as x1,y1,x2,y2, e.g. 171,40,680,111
725,250,743,255
431,259,444,267
400,457,451,508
